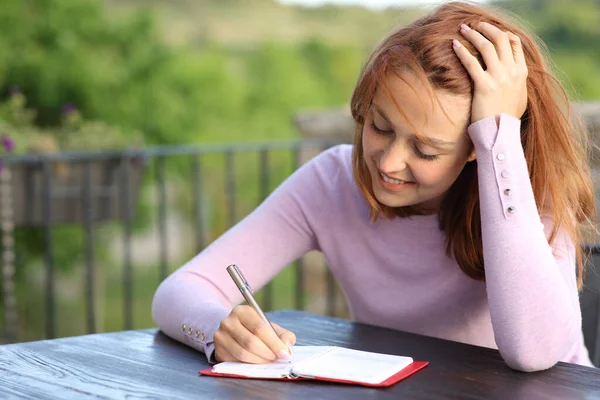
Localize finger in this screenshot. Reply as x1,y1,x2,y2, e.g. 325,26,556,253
272,323,297,351
214,329,271,363
220,314,278,361
214,342,236,363
238,309,291,360
473,22,514,64
230,322,279,361
460,23,500,71
507,32,527,72
452,39,486,82
220,333,273,364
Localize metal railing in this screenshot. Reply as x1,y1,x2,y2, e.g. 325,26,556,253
1,138,346,343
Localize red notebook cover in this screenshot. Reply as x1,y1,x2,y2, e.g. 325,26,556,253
199,360,428,388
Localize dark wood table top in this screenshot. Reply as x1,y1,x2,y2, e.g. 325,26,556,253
1,310,600,399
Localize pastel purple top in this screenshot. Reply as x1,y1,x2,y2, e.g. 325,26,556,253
152,114,593,371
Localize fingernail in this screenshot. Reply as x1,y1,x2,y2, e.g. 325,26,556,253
288,344,294,356
453,39,462,48
461,24,471,31
279,349,292,361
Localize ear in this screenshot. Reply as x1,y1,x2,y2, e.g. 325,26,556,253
467,147,476,162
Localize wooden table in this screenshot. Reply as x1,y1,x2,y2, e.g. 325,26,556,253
1,310,600,399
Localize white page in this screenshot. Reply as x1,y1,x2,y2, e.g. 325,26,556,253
211,346,333,379
291,347,413,384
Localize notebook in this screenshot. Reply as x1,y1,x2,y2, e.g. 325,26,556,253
199,346,428,387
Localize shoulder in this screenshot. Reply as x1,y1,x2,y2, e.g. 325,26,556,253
299,144,357,196
306,144,353,178
280,143,361,210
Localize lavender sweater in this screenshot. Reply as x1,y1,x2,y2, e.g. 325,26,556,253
152,114,593,371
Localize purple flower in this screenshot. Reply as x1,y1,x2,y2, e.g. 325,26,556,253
1,134,14,153
62,103,77,116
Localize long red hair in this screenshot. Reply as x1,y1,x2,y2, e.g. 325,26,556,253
351,1,596,288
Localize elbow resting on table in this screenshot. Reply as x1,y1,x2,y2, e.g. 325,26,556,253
501,351,560,372
151,274,232,337
498,332,576,372
499,312,581,372
151,277,187,332
151,279,168,330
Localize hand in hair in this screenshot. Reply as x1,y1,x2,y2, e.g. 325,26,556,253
452,22,528,125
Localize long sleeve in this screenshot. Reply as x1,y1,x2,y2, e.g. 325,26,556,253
469,114,583,372
151,148,339,362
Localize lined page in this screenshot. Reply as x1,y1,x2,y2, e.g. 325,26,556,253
211,346,332,378
291,347,413,384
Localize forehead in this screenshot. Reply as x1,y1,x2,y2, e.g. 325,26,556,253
373,72,471,136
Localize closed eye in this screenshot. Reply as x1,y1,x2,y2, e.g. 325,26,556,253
369,121,393,136
370,122,439,161
414,146,439,161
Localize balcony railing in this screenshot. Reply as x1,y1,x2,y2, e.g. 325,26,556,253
0,138,346,344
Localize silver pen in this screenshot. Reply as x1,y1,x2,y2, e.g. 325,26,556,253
226,264,280,338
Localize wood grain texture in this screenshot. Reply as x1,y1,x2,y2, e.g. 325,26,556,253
1,310,600,399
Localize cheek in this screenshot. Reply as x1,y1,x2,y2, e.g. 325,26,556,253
362,127,373,154
415,138,473,186
413,159,465,187
361,129,369,154
362,130,383,157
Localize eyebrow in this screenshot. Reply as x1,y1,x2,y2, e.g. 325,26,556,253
371,103,457,148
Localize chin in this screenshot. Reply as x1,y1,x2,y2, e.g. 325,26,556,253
372,189,416,208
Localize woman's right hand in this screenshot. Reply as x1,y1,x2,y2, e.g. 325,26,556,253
214,305,296,364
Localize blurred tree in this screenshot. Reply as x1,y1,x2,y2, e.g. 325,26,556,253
0,0,369,148
0,0,175,137
502,0,600,50
496,0,600,99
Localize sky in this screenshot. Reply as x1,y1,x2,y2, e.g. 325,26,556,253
278,0,489,9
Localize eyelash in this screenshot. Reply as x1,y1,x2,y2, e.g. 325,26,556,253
369,122,439,161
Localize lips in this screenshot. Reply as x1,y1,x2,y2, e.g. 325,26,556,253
380,171,413,184
377,170,416,192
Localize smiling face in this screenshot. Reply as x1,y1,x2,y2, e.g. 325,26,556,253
362,72,476,212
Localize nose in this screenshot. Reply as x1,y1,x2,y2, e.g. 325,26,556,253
378,140,409,174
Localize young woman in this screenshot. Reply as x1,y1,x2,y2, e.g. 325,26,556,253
151,2,596,371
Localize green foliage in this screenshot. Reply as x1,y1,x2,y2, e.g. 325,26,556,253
501,0,600,49
0,0,369,151
0,91,142,153
3,0,596,150
494,0,600,100
551,52,600,100
0,0,165,126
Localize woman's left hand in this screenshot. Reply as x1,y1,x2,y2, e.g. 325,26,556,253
452,22,528,125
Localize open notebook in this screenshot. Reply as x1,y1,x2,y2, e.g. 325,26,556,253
199,346,428,387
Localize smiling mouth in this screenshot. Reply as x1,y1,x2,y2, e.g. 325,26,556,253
378,171,416,191
381,172,409,185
